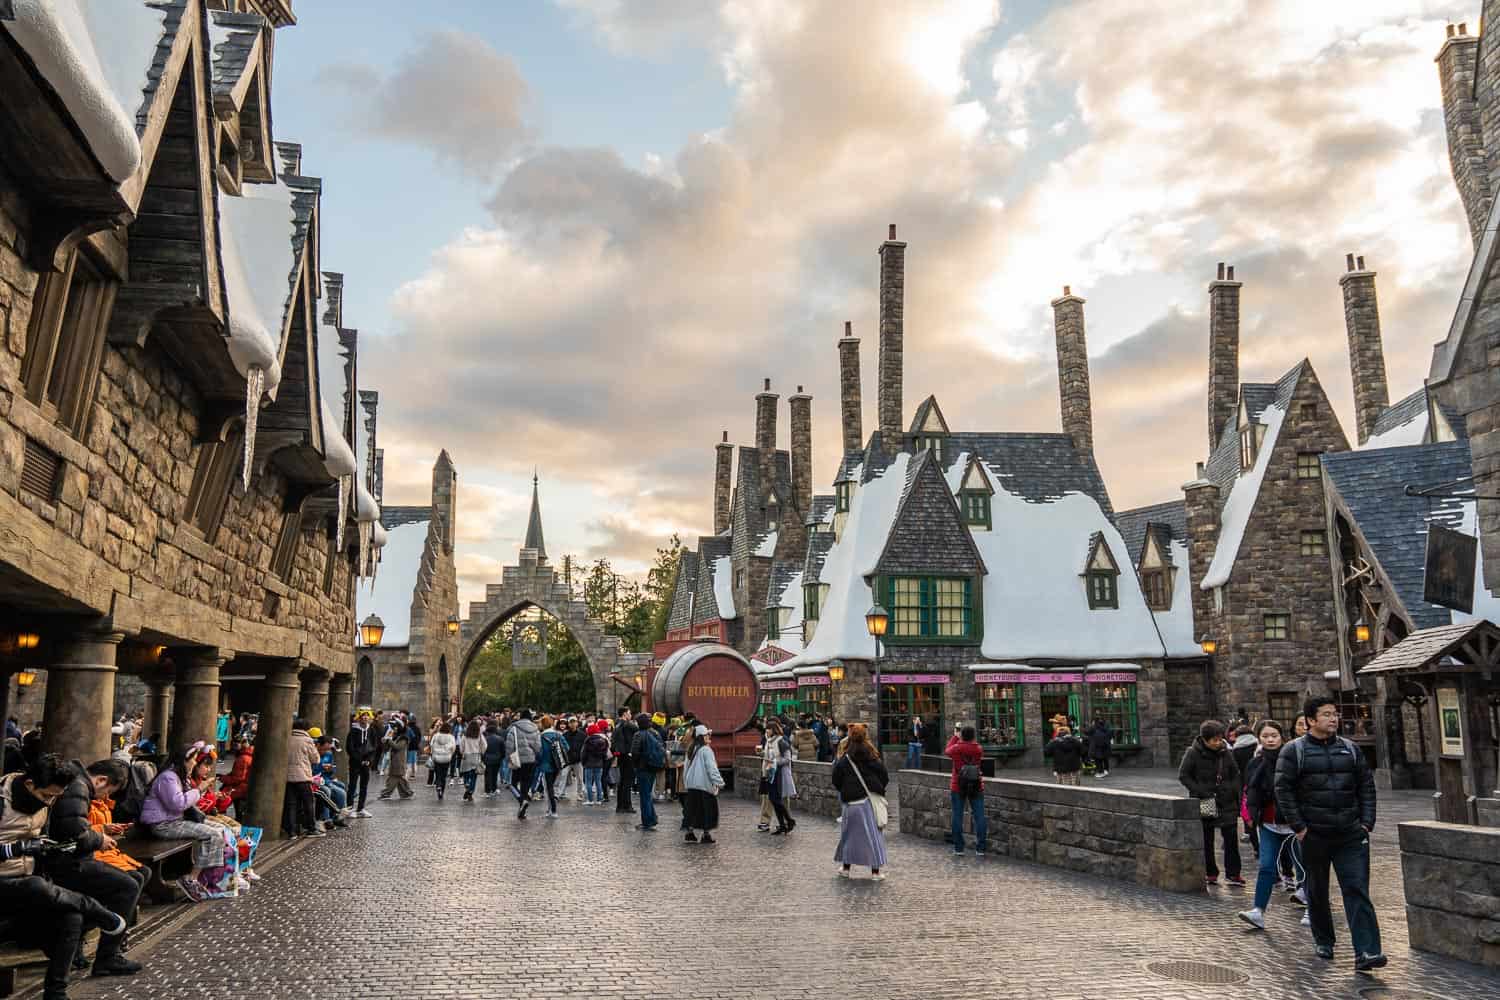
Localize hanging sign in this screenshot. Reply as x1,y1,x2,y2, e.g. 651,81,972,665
1424,524,1476,614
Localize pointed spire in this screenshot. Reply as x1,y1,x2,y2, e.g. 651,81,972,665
525,472,546,560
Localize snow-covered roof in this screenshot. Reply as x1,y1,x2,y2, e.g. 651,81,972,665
757,568,805,657
1201,402,1286,589
1156,539,1201,656
355,520,429,647
218,157,299,396
755,528,778,558
319,400,355,478
3,0,167,182
711,555,736,620
355,482,379,523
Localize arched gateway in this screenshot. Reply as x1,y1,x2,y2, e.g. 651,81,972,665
455,478,647,708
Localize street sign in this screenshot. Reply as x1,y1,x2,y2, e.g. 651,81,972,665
1423,524,1476,614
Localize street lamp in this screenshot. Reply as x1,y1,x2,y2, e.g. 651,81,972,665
446,616,460,636
1199,634,1217,656
866,603,889,753
358,614,385,647
828,663,845,683
1353,615,1371,644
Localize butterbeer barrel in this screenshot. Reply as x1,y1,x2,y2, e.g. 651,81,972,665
652,643,759,734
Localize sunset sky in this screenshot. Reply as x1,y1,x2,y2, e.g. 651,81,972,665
273,1,1477,607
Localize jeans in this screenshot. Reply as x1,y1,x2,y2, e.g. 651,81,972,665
462,768,478,795
907,742,923,768
407,749,417,772
637,770,659,827
1253,827,1293,910
511,762,536,812
1202,820,1241,878
500,758,511,787
484,762,501,794
431,759,451,798
317,781,348,820
584,766,604,803
1303,829,1382,956
950,791,987,852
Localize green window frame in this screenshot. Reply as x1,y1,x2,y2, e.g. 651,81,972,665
879,682,944,750
1086,570,1118,609
835,481,852,513
766,608,781,641
1088,681,1140,747
804,584,820,622
884,576,977,642
976,683,1023,749
961,491,991,528
798,684,831,719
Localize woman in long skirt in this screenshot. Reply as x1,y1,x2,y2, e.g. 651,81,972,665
763,721,797,835
831,723,888,880
681,726,725,843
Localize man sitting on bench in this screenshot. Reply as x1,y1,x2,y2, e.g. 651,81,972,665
1,754,129,1000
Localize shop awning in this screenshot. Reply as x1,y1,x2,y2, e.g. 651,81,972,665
1357,619,1500,676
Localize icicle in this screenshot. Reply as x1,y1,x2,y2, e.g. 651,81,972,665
358,521,371,580
242,366,264,491
336,475,349,552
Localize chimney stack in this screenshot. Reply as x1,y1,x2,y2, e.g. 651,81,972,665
1049,286,1094,458
755,378,779,498
1207,262,1243,450
713,430,733,534
878,224,906,451
789,385,813,515
1437,19,1488,245
838,321,863,454
1340,254,1390,445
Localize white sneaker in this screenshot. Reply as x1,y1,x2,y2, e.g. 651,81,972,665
1098,770,1109,777
1293,888,1308,906
837,868,851,878
870,872,886,881
1301,913,1311,927
1237,908,1265,930
356,809,373,818
242,869,261,882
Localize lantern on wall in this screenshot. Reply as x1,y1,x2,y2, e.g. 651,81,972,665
16,632,39,651
358,614,385,647
828,663,846,683
16,670,37,687
1199,634,1217,655
446,616,460,636
1353,615,1371,644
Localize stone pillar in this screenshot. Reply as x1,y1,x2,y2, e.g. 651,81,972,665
755,379,778,493
169,649,227,751
327,673,353,781
789,386,812,515
1340,254,1390,445
141,673,173,748
838,321,863,454
247,658,302,838
877,224,906,450
1207,263,1242,451
1437,24,1488,245
1182,467,1222,650
298,667,331,733
1050,286,1093,459
713,431,733,535
830,658,876,732
42,629,122,764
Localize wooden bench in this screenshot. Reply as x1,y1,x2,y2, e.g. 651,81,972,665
0,929,98,997
118,836,196,903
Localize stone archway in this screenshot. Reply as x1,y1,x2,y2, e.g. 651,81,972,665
456,549,624,708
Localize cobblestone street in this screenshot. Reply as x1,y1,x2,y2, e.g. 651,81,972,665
61,769,1500,1000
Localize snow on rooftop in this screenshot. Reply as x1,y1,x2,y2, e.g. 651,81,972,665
5,1,165,182
1452,501,1500,627
319,400,355,478
355,481,379,523
1202,403,1286,589
218,162,298,396
756,570,805,657
1358,413,1427,451
755,528,778,558
1156,539,1201,656
712,555,737,620
356,520,428,647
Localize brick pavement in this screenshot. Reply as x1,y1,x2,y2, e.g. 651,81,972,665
61,769,1500,1000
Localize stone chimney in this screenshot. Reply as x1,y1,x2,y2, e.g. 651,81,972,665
1437,22,1489,245
1182,462,1222,636
755,378,779,496
1340,254,1390,445
713,431,733,535
838,321,863,454
1207,263,1242,451
878,224,906,450
789,386,812,514
1050,286,1093,458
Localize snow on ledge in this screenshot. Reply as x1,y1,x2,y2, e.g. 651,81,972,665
5,0,165,182
218,167,298,396
1202,403,1286,589
1358,415,1426,451
712,555,737,620
319,400,356,478
355,482,379,523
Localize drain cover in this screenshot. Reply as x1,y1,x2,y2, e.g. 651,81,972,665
1144,960,1249,985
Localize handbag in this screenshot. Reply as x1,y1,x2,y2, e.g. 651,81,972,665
1199,797,1218,820
846,756,888,829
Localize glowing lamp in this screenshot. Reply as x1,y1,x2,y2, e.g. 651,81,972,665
1199,634,1217,655
16,670,37,687
1353,617,1371,644
358,614,385,648
828,664,845,683
16,632,39,651
865,604,890,638
446,616,460,636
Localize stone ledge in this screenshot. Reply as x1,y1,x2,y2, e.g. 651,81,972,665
1406,901,1500,967
1399,820,1500,863
901,767,1196,819
8,393,92,469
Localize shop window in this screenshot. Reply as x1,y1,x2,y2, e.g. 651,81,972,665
22,248,118,437
976,683,1024,749
1089,682,1140,746
183,431,243,542
765,607,780,641
1142,568,1171,611
1267,691,1300,728
835,481,852,513
961,491,991,529
1336,687,1375,740
803,584,820,622
1040,683,1082,747
1296,452,1322,479
798,684,831,719
879,683,944,750
886,576,975,640
1299,530,1326,557
1263,613,1290,640
270,510,302,581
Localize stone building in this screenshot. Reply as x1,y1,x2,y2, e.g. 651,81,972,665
353,448,461,719
0,0,393,839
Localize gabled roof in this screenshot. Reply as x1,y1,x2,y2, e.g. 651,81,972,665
958,453,995,495
666,550,701,632
874,448,987,577
1204,365,1303,494
1114,499,1187,567
945,431,1112,514
1358,620,1500,675
1360,386,1468,451
803,530,835,584
909,395,950,434
1322,440,1473,629
806,494,835,528
729,446,792,563
206,8,264,102
1431,181,1500,384
693,536,732,624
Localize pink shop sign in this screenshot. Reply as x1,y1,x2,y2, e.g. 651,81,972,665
975,672,1082,684
760,680,797,690
877,674,950,685
1088,672,1138,684
797,676,832,687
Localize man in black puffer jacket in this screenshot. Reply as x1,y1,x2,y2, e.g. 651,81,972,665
1274,695,1383,971
44,758,144,977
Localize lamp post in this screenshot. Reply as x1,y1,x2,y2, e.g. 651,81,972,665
358,614,385,648
865,603,889,755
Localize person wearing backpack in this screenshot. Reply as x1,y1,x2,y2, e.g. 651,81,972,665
629,713,665,830
505,710,542,819
1274,696,1384,971
1045,725,1085,786
945,725,987,856
1237,720,1294,931
538,716,568,819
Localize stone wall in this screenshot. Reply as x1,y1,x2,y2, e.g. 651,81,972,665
1399,821,1500,966
733,756,842,819
896,768,1204,892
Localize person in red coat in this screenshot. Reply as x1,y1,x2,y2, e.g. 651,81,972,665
219,741,253,818
945,725,987,855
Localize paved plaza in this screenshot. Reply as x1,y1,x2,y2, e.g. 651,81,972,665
53,768,1500,1000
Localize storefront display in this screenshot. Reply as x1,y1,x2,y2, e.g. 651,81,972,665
877,674,948,749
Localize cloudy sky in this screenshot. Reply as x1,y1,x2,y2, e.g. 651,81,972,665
274,0,1476,608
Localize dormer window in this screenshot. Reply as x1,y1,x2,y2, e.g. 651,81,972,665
766,607,781,640
803,584,820,622
915,434,945,460
1239,424,1263,470
1139,532,1172,612
961,492,991,529
835,481,852,513
1084,534,1120,610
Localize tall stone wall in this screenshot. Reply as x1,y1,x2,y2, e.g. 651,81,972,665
1437,29,1488,245
1400,821,1500,966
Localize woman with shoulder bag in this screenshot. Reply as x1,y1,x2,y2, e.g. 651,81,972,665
458,720,486,802
832,723,889,880
1178,719,1243,887
762,721,796,835
681,726,725,843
